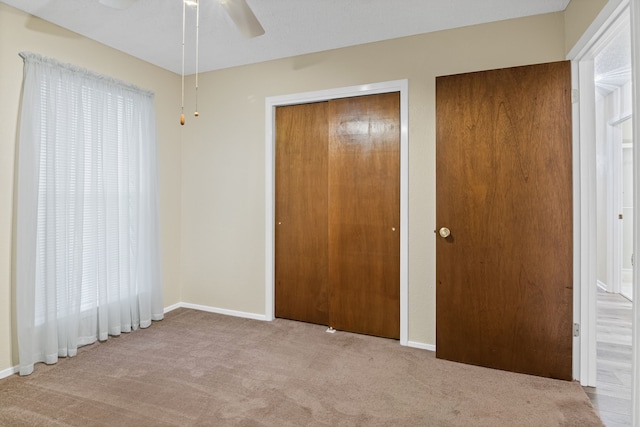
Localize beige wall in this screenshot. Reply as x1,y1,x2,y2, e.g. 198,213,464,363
180,12,568,346
564,0,608,53
0,3,182,374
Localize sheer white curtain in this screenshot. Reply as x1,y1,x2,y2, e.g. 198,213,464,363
16,52,164,376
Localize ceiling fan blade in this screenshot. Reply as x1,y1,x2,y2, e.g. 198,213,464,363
99,0,137,9
217,0,265,38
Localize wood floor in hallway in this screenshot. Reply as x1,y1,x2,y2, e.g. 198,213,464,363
584,288,633,427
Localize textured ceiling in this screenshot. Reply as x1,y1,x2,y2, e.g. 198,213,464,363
2,0,571,75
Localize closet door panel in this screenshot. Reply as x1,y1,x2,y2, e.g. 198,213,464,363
327,93,400,339
275,102,329,325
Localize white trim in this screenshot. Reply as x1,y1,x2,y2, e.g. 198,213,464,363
163,302,182,313
571,61,582,384
264,79,410,345
610,113,634,126
407,341,435,352
177,302,268,321
567,0,633,387
568,0,626,60
572,57,599,386
629,1,639,424
597,280,608,291
0,365,19,379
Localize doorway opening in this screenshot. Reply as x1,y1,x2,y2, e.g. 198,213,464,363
595,17,634,302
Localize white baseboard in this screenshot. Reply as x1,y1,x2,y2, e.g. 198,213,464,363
168,302,268,322
163,302,182,313
597,280,607,291
166,302,433,350
407,341,435,352
0,365,19,379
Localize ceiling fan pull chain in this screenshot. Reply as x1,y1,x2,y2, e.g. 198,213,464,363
180,0,186,126
194,0,200,118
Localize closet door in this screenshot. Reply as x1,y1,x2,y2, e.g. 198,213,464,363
327,93,401,339
274,93,400,340
274,102,329,325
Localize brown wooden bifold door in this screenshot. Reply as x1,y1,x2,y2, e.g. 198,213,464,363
275,93,400,339
435,61,573,380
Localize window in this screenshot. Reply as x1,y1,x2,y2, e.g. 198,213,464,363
16,52,163,376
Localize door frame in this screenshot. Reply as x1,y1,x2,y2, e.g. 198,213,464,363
569,0,639,423
264,80,409,345
569,0,624,387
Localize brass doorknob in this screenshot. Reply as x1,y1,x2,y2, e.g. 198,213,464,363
439,227,451,238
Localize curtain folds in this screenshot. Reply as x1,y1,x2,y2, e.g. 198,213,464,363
16,52,163,376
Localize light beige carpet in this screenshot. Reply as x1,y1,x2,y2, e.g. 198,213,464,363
0,308,603,426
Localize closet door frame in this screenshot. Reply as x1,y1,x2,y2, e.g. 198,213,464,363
265,79,409,345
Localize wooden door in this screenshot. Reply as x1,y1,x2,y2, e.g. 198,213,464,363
275,102,329,325
328,93,400,339
435,61,573,380
275,93,400,340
